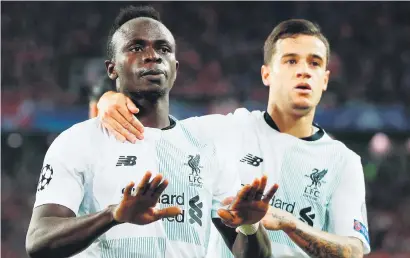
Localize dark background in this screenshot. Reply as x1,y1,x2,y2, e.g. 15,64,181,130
2,2,410,257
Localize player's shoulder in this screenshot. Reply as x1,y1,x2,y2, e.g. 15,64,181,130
181,107,262,125
54,118,100,140
181,112,232,127
48,118,108,153
231,108,264,119
320,132,361,162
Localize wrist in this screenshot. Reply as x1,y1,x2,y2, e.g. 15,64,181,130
237,222,260,236
282,216,298,234
107,205,123,226
270,212,297,234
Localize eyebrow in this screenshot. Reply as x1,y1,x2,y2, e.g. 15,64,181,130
281,53,324,62
127,38,173,47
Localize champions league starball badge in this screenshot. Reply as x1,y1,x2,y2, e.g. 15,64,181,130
37,164,54,192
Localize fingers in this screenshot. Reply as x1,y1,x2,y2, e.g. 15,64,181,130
153,206,182,221
256,175,268,200
126,96,139,114
97,92,144,143
114,109,143,141
221,219,237,228
115,101,144,140
110,109,140,143
135,171,153,196
262,183,279,204
217,209,242,227
152,179,169,198
100,110,133,142
123,181,135,201
103,122,127,143
247,178,261,201
221,196,235,206
229,184,252,210
147,174,163,195
126,98,145,136
128,172,169,199
217,209,234,221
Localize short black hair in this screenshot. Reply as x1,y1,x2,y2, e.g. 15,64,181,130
89,76,116,102
107,5,162,60
263,19,330,67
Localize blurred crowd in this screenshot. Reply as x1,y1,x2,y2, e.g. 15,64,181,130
2,1,410,257
2,2,410,114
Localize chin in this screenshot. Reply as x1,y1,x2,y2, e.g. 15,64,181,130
290,102,313,116
292,99,312,109
129,82,167,93
126,86,168,101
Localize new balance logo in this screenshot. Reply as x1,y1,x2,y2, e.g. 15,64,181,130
240,154,263,167
189,195,203,226
299,206,315,226
116,156,137,167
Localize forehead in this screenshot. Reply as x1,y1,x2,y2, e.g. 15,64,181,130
275,35,327,60
112,17,175,47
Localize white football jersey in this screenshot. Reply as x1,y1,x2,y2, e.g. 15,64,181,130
33,117,241,258
183,108,371,258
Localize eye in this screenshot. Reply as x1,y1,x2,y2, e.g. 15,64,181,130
311,61,320,67
160,46,171,54
130,46,143,52
287,59,297,65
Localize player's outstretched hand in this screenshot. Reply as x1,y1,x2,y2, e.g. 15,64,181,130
217,175,279,228
97,91,144,143
112,171,182,225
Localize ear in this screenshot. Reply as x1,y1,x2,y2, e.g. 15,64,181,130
261,65,271,87
175,60,179,73
323,70,330,91
105,60,118,80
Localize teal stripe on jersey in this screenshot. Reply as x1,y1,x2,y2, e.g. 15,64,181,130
100,237,166,258
179,124,214,251
156,135,201,246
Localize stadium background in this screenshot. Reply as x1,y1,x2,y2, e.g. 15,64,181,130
1,1,410,257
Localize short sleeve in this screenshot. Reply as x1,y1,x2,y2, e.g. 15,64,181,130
33,125,91,215
328,154,371,254
210,131,242,219
181,112,237,143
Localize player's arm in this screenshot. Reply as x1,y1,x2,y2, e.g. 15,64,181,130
96,91,144,142
286,222,363,258
262,211,364,258
27,172,181,258
212,213,272,258
213,176,278,258
95,91,238,143
262,155,369,258
26,127,180,258
26,203,118,258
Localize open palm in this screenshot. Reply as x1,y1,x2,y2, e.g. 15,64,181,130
113,171,181,225
218,175,279,228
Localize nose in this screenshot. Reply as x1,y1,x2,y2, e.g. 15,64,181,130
296,62,311,79
143,47,162,64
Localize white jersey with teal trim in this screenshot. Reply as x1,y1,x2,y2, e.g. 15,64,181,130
184,108,371,258
33,117,241,258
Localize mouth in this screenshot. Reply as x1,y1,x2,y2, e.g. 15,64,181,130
140,69,166,78
294,83,312,93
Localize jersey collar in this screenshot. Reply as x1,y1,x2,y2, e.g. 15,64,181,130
263,111,324,141
162,115,177,131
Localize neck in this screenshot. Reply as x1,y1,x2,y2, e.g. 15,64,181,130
267,102,315,138
128,91,171,129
